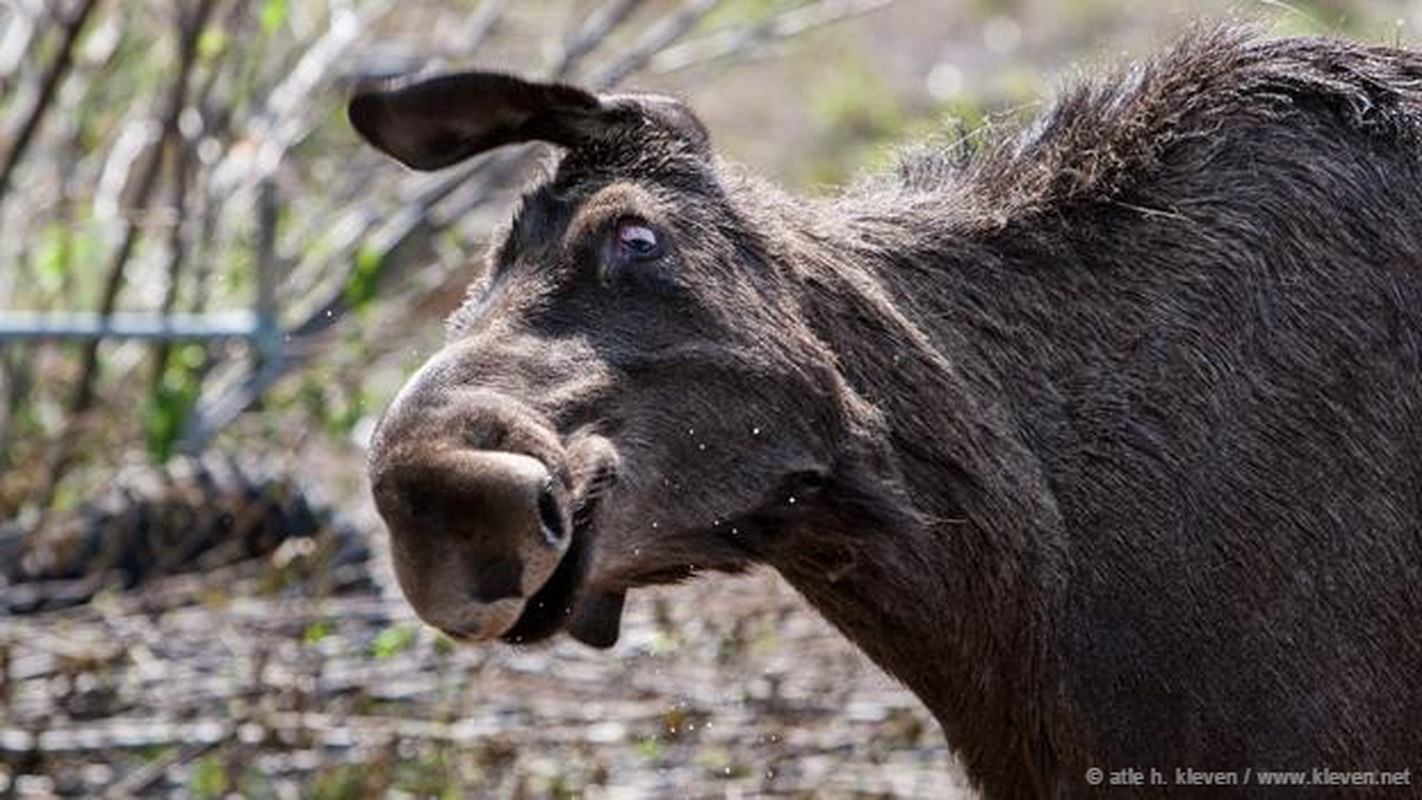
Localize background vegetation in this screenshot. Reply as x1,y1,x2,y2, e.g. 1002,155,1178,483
1,0,1417,796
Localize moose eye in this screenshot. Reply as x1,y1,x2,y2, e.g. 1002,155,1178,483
614,219,661,260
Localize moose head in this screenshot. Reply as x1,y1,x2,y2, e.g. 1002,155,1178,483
354,71,915,651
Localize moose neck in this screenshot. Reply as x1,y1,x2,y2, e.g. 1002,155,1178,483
746,181,1070,797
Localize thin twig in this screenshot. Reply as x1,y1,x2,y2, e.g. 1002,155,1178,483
147,121,196,395
452,0,508,58
208,0,394,196
105,736,228,798
651,0,893,75
551,0,645,79
586,0,719,89
0,0,49,96
146,0,234,399
0,0,101,209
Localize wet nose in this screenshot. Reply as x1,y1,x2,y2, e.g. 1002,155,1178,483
372,449,570,639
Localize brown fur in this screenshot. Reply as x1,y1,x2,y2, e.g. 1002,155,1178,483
359,28,1422,798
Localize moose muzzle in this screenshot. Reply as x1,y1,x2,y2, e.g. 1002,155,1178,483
370,444,571,642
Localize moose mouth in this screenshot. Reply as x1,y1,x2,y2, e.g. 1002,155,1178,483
498,464,621,647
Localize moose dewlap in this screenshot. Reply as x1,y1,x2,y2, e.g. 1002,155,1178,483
352,28,1422,800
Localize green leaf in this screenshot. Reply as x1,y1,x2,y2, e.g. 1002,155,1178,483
144,344,206,462
33,223,99,296
190,754,228,799
371,623,417,659
303,619,335,645
258,0,288,35
635,735,661,760
197,28,229,62
343,245,384,312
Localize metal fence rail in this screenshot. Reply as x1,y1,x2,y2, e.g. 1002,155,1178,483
0,178,284,455
0,310,266,342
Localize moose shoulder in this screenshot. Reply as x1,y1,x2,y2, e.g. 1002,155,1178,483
352,29,1422,799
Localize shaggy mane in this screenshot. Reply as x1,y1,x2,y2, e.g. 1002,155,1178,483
896,25,1422,227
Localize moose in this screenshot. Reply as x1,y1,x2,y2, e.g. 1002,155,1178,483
353,28,1422,799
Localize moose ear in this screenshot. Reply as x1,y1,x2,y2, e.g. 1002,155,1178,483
348,71,602,171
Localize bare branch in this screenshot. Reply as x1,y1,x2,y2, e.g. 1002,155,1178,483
0,0,101,209
551,0,645,79
42,0,218,498
651,0,893,75
453,0,508,58
586,0,719,89
147,120,196,394
0,0,49,92
105,737,227,798
209,1,394,196
146,5,235,396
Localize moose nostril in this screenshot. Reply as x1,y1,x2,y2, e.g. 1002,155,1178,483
537,481,565,547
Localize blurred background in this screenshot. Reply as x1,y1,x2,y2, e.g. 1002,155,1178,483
0,0,1417,796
